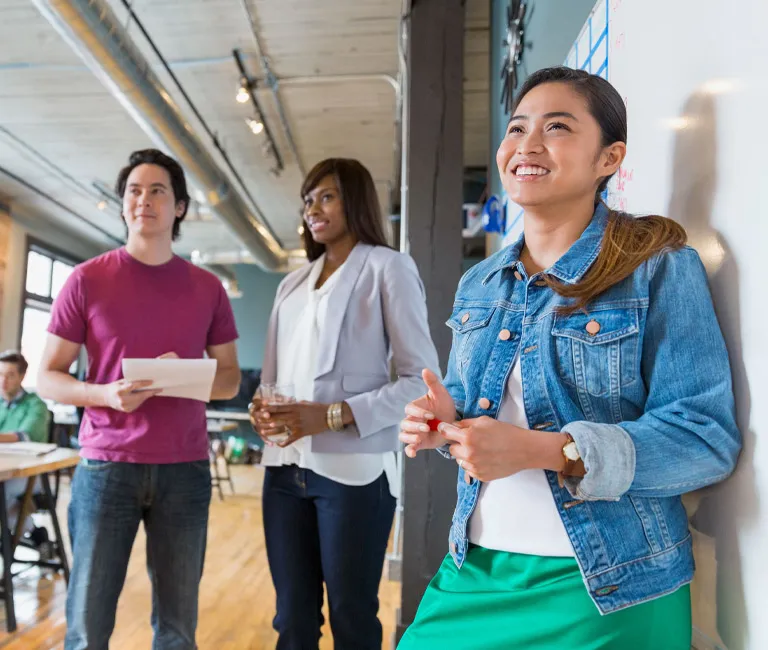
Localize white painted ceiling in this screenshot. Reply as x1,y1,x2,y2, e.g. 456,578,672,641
0,0,489,262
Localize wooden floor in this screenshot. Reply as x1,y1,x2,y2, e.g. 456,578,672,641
0,465,400,649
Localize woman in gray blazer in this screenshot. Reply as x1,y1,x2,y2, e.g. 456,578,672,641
251,158,439,650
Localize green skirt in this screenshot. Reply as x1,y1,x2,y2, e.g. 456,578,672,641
398,546,691,650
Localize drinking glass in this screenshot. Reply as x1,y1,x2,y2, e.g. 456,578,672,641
255,382,295,444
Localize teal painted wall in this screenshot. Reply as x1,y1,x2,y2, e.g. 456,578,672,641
229,264,285,370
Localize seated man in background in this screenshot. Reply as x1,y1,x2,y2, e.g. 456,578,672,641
0,350,53,555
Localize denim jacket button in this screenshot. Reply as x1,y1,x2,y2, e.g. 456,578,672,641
514,270,523,281
586,320,601,336
534,279,548,287
461,313,470,324
498,329,512,341
478,397,491,410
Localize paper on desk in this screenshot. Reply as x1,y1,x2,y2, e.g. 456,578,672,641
0,442,57,456
122,358,217,402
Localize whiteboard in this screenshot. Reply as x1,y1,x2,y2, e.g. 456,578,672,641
562,2,767,649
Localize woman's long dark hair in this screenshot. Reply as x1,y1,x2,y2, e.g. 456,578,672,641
511,67,687,313
300,158,392,262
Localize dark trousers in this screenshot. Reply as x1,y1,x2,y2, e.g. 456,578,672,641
263,465,396,650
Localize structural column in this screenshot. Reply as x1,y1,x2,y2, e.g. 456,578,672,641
396,0,466,642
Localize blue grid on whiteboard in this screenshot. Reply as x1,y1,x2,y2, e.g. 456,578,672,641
564,0,608,79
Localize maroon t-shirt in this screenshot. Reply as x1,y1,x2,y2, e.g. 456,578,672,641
48,247,238,463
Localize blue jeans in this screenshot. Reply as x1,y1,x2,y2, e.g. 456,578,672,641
263,466,396,650
64,460,212,650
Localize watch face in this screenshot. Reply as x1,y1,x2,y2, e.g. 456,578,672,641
564,442,580,461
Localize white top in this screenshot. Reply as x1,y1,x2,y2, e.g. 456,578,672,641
468,359,573,557
261,255,399,499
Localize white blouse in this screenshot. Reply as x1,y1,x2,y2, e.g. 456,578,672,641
468,358,573,556
261,254,398,498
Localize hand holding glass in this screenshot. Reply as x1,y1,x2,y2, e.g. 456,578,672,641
256,383,295,444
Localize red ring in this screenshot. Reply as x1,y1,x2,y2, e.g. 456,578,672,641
426,418,442,431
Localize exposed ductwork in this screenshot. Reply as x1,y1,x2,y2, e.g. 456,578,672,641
203,263,243,299
30,0,289,272
191,248,307,272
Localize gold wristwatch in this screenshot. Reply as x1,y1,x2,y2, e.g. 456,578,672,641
558,433,582,488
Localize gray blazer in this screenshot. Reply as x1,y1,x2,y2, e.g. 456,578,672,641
261,243,440,453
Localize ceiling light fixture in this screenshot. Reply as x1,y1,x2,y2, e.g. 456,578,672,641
232,49,284,173
246,118,264,135
236,84,250,104
96,200,107,210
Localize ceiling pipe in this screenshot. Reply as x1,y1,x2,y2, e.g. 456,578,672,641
30,0,288,271
191,248,306,271
279,74,399,92
278,72,403,231
202,263,243,298
235,0,402,204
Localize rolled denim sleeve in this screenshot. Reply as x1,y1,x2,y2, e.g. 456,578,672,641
562,247,741,501
561,421,635,500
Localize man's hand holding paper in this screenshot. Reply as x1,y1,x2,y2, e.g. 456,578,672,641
122,358,218,403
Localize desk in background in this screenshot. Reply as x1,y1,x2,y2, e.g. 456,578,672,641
0,448,80,632
205,409,250,422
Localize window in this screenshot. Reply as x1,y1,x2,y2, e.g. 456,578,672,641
19,242,80,388
51,260,74,299
25,251,52,297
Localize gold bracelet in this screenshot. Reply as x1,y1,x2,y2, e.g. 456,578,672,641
334,403,341,431
327,402,345,432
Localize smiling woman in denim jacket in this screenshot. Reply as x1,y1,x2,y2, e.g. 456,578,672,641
398,67,741,650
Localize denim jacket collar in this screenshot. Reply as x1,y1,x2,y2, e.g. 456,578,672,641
482,202,610,286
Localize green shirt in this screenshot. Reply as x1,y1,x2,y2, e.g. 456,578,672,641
0,391,50,443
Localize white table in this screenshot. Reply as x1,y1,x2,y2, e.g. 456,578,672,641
205,409,250,422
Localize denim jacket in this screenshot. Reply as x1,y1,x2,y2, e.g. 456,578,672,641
442,204,741,613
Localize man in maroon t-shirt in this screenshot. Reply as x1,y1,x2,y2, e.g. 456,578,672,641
38,149,240,649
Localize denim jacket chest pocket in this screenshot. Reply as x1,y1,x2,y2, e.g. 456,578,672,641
550,307,640,398
446,305,497,376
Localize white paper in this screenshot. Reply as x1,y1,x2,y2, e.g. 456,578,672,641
122,358,217,402
0,442,57,456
